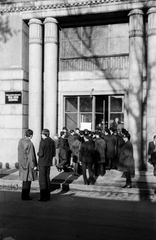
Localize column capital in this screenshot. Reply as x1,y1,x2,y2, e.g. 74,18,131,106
147,8,156,37
29,18,42,26
44,17,58,25
147,7,156,15
128,9,144,17
129,9,144,38
29,18,43,45
44,17,58,44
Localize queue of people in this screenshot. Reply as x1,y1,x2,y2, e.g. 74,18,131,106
51,126,135,188
18,126,136,201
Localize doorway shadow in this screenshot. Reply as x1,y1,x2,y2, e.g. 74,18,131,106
50,167,81,193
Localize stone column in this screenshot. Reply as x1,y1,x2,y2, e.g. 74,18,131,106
44,17,58,137
29,19,43,152
147,8,156,152
128,9,144,170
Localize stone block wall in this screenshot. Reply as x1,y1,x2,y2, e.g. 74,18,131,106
0,14,29,167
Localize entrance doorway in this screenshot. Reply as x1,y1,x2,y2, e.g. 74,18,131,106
64,95,124,131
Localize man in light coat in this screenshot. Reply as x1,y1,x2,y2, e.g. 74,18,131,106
18,129,37,200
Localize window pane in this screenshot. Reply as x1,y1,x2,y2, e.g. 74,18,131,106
65,113,77,130
110,113,124,129
81,114,92,123
110,96,122,112
96,96,104,113
80,97,92,112
95,114,105,130
65,97,77,112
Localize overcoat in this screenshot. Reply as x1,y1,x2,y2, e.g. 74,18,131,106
18,137,37,181
59,137,69,161
118,140,135,176
94,138,106,163
79,141,94,163
71,138,81,163
103,135,117,160
38,137,56,166
148,141,156,164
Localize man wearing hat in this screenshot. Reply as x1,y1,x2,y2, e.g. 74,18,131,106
38,129,55,201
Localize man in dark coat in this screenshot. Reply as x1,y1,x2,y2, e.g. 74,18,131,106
38,129,55,201
56,131,69,171
103,128,117,170
148,135,156,187
18,129,37,200
114,129,124,169
94,131,106,176
118,131,135,188
148,135,156,166
79,134,95,185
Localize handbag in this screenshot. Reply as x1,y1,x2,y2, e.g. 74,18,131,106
33,168,38,180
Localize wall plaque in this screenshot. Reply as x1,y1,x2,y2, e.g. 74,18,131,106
5,91,22,104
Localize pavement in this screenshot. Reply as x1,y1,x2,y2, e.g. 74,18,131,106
0,164,156,198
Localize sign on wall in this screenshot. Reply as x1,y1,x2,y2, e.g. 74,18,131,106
5,92,22,104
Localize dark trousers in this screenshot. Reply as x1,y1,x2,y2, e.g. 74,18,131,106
125,171,132,186
153,163,156,176
94,160,99,177
108,158,116,169
21,181,31,200
82,162,94,185
99,163,105,176
39,166,51,200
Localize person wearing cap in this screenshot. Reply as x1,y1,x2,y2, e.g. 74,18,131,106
148,135,156,194
79,134,95,185
118,131,135,188
67,129,75,167
94,130,106,176
56,131,69,171
103,128,117,170
18,129,37,200
38,129,55,201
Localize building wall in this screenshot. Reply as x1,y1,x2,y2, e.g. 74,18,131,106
0,14,29,167
1,0,156,171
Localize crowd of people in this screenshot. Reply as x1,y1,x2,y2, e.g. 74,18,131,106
54,126,135,187
18,126,136,202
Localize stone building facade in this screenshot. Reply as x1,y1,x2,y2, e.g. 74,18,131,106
0,0,156,170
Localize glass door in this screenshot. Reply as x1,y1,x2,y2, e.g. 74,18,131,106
80,96,92,131
95,96,106,131
108,95,124,129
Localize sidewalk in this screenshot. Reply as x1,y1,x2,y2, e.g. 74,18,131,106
0,165,156,196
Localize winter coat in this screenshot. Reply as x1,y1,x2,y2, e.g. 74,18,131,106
94,138,106,163
71,138,81,163
38,137,56,167
59,137,69,161
79,140,94,163
148,141,156,164
18,137,37,181
118,140,135,176
103,135,117,160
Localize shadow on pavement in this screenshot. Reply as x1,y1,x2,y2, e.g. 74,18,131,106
50,167,81,193
0,168,18,179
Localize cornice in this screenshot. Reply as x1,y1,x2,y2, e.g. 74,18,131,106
0,0,143,14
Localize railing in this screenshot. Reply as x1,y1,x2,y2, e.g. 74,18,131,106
60,54,129,71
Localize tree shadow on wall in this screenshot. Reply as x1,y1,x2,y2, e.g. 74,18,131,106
0,15,20,45
59,10,153,201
